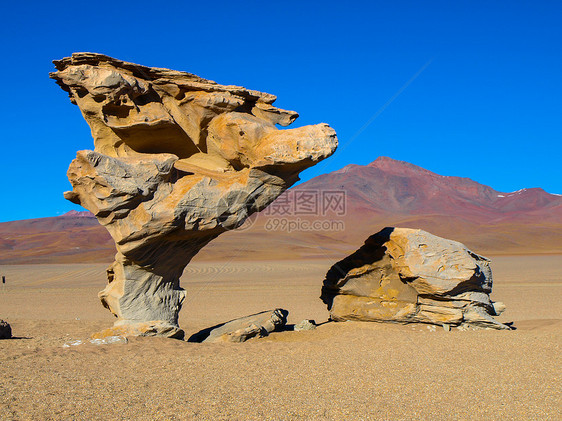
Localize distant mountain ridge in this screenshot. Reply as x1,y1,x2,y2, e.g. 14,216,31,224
0,157,560,264
300,156,561,221
260,156,561,257
0,211,112,264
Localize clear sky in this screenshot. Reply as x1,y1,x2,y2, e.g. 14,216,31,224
0,1,560,222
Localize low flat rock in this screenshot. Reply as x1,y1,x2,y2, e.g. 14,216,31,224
189,309,288,343
321,227,511,330
0,320,12,339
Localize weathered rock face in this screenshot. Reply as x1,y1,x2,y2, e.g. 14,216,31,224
321,227,510,330
0,320,11,339
51,53,337,339
189,309,288,343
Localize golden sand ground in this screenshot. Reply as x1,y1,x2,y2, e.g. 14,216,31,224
0,256,560,420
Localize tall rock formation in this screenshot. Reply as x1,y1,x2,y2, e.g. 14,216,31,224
51,53,337,338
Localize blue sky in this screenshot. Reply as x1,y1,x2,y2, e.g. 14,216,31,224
0,1,560,222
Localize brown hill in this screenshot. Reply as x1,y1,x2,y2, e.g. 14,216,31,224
1,157,560,264
0,211,114,264
314,157,561,224
200,156,562,260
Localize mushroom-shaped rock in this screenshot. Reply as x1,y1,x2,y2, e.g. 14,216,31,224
52,53,337,339
321,227,510,330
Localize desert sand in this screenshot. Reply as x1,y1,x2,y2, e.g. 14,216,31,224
0,255,560,420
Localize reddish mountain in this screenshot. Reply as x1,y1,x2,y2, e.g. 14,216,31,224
258,156,561,256
1,157,560,264
299,156,561,223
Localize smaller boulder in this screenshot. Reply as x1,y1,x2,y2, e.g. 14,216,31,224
189,309,288,343
294,319,317,331
321,227,511,330
0,320,12,339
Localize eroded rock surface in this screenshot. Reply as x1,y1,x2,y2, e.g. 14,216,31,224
51,53,337,339
189,309,288,343
321,227,510,330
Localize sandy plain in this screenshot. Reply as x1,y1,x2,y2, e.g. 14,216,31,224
0,255,560,420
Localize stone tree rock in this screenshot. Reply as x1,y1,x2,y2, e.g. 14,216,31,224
51,53,337,339
321,227,511,330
